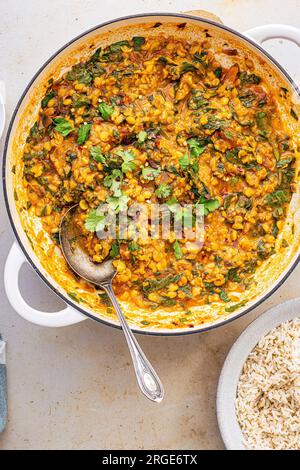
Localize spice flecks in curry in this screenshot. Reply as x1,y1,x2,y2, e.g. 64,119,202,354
21,34,296,322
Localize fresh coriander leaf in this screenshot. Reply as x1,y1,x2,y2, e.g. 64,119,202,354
142,166,161,180
84,209,105,232
117,149,136,173
137,130,147,143
98,102,114,120
155,184,172,199
166,198,190,224
77,123,92,145
107,194,129,213
179,153,190,170
90,145,105,163
104,169,123,197
173,240,183,260
53,118,74,137
203,198,220,215
187,138,206,157
196,195,220,216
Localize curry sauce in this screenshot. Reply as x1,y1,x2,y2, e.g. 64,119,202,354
20,33,297,321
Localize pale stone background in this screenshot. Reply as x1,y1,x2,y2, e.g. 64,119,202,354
0,0,300,450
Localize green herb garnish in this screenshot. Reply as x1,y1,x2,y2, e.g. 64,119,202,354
142,166,161,180
155,184,172,199
132,36,145,50
264,190,289,207
90,145,105,163
219,290,231,303
187,138,207,157
137,130,147,143
104,169,123,197
110,242,119,258
179,153,190,170
77,123,91,145
53,118,74,137
143,274,182,294
84,209,106,232
173,240,183,260
98,102,114,120
107,194,129,213
117,149,136,173
41,91,54,108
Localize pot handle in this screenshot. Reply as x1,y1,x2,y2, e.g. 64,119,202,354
4,242,86,327
183,10,223,24
245,24,300,46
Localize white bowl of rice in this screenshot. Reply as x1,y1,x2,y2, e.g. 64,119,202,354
217,298,300,450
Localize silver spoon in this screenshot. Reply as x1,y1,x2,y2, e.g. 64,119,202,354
59,205,164,403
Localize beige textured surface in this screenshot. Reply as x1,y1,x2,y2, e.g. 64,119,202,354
1,0,300,450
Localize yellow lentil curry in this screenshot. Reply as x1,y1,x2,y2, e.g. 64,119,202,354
20,32,298,327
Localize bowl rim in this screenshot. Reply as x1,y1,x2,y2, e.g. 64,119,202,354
2,12,300,335
216,297,300,450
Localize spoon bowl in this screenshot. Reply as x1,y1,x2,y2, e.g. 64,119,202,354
59,205,164,403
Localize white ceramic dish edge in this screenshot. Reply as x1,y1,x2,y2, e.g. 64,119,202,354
216,297,300,450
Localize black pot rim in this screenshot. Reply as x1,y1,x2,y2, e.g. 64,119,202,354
3,12,300,336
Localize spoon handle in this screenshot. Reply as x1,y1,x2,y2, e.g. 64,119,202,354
102,283,164,403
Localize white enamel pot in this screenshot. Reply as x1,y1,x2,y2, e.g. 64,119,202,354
3,14,300,331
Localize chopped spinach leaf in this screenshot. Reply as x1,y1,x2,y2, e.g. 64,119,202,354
132,36,145,50
41,91,54,108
